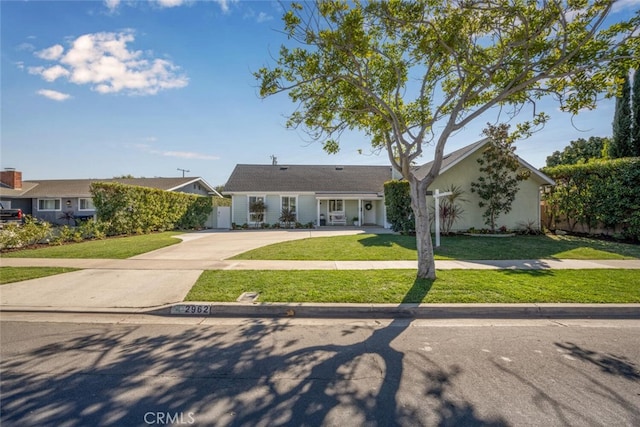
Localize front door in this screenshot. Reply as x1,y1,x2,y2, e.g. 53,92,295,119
363,200,376,225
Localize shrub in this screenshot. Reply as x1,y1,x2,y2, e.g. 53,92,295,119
543,158,640,241
77,219,107,240
384,180,415,234
0,217,52,249
90,182,213,235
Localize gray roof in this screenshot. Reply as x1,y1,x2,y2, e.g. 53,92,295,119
0,177,216,198
224,165,393,194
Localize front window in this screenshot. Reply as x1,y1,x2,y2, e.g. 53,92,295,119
38,199,61,211
281,196,297,215
79,198,95,211
329,199,344,212
248,196,265,223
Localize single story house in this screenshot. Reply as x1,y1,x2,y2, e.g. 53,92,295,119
0,169,221,225
224,164,394,227
414,139,555,231
224,139,554,231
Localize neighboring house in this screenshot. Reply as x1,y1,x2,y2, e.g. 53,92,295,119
415,139,555,231
0,169,221,225
224,164,395,227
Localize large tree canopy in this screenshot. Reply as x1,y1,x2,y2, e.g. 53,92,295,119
255,0,639,279
546,136,609,167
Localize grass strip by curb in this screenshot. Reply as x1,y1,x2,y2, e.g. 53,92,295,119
186,269,640,304
0,267,80,284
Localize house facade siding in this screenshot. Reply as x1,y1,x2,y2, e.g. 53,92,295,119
231,192,387,227
428,149,546,231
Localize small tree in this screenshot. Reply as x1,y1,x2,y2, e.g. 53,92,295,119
610,73,633,158
249,199,266,226
471,124,530,232
632,70,640,156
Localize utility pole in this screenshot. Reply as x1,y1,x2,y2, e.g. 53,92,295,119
177,168,190,177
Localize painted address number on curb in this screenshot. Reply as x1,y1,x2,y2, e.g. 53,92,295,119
171,304,211,315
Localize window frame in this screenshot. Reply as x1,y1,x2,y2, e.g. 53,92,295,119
329,199,344,213
248,195,266,224
281,196,297,216
78,198,95,211
37,198,62,212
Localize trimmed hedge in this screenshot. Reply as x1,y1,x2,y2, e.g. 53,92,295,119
90,182,213,235
542,158,640,241
384,180,415,234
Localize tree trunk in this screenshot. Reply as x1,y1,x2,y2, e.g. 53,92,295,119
409,179,436,280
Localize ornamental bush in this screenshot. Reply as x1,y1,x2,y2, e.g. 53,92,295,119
90,182,213,235
384,180,415,234
542,158,640,241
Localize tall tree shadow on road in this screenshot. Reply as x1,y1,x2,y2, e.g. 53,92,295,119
1,279,507,426
555,341,640,380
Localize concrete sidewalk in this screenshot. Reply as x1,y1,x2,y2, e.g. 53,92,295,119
3,257,640,270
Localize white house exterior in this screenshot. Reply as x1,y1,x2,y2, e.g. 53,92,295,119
224,164,394,228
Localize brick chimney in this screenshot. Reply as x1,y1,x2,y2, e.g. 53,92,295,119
1,169,22,190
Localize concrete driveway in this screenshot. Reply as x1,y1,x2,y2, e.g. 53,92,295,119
131,228,386,261
1,228,385,310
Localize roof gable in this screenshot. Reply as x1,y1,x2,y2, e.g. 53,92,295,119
414,139,554,185
224,164,392,194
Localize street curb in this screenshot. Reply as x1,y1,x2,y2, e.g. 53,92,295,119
150,302,640,319
3,303,640,319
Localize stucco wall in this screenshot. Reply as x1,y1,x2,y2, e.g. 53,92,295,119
429,151,542,231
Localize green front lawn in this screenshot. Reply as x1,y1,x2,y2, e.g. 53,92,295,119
230,234,640,261
0,267,79,284
1,231,182,259
186,269,640,303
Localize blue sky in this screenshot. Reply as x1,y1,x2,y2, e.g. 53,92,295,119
1,0,638,187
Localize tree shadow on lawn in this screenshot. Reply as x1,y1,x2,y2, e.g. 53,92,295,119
1,279,507,427
358,234,417,250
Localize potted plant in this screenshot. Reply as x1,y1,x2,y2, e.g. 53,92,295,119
352,216,360,227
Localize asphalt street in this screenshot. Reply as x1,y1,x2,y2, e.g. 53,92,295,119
1,315,639,427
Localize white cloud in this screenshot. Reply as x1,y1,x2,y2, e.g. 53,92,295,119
160,151,220,160
41,65,70,82
29,31,188,96
104,0,120,12
256,12,273,23
37,89,71,101
213,0,238,13
28,66,45,75
135,143,219,160
36,44,64,60
157,0,187,8
103,0,235,13
17,42,35,52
